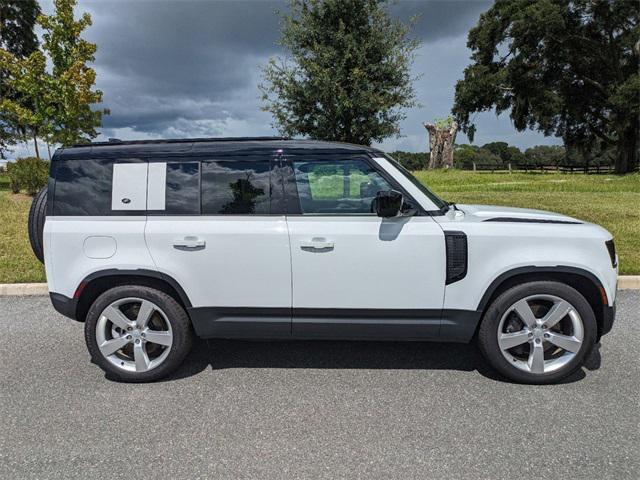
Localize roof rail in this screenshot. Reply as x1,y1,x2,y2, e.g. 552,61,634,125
71,136,291,148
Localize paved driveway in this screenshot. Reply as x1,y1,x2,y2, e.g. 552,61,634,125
1,292,638,479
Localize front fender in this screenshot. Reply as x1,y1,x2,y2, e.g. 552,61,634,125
442,224,617,311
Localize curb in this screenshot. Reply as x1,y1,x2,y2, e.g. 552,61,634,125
0,283,48,296
1,276,639,296
619,275,640,290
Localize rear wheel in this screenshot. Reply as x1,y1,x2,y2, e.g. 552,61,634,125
84,286,193,382
28,186,47,264
477,281,596,384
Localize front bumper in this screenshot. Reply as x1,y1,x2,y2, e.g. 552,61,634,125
50,292,78,321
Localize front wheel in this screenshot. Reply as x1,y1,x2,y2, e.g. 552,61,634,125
85,286,193,382
477,281,596,384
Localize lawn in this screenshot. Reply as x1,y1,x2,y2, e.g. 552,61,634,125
0,174,46,283
0,170,638,283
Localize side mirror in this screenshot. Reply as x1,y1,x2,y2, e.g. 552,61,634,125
374,190,403,218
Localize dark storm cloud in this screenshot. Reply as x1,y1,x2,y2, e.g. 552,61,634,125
69,0,493,138
392,1,492,41
79,1,285,134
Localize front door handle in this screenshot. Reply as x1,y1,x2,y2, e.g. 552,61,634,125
300,238,335,251
173,236,206,251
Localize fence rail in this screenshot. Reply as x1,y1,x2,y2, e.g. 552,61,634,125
467,162,625,173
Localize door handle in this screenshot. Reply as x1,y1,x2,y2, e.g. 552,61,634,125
300,238,335,251
173,236,206,251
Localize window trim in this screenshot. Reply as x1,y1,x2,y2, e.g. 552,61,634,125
282,153,427,217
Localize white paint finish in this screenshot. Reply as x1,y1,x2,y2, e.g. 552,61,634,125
111,163,148,210
436,214,618,309
371,156,440,211
144,216,292,308
83,236,117,259
147,163,166,210
454,203,583,223
286,215,446,309
44,216,156,298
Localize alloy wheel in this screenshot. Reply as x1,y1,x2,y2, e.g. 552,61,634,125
497,294,584,375
95,297,173,373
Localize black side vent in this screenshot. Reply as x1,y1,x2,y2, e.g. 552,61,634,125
445,231,468,285
605,239,617,268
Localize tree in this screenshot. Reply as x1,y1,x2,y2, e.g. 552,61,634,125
0,0,106,158
482,141,525,166
389,151,428,170
423,116,459,169
0,0,41,158
453,144,501,169
453,0,640,174
260,0,419,145
39,0,107,145
0,50,53,158
524,145,566,166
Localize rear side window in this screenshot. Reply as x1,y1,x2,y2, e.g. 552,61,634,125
165,162,200,214
53,159,113,215
201,161,270,214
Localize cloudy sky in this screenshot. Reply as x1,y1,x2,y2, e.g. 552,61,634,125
11,0,561,159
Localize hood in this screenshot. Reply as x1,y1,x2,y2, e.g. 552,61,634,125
456,204,583,224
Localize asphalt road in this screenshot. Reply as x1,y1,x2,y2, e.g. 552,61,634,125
1,292,638,480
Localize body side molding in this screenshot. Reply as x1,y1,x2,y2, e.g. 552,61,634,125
187,306,482,342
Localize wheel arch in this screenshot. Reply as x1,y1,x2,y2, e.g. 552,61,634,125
476,266,610,340
74,269,192,323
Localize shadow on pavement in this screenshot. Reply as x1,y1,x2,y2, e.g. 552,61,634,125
148,338,602,385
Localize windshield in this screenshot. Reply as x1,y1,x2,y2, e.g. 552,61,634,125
378,153,448,211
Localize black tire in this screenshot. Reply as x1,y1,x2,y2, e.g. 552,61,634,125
477,281,597,384
28,186,48,264
84,286,194,382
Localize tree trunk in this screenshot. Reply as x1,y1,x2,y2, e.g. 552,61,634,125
33,132,40,160
423,121,458,169
615,126,638,174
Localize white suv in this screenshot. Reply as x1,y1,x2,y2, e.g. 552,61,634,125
30,137,617,383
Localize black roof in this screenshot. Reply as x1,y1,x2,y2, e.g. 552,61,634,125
55,137,379,160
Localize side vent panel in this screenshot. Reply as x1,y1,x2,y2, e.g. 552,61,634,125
445,231,468,285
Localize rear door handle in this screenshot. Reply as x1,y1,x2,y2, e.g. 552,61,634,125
173,236,206,251
300,238,334,251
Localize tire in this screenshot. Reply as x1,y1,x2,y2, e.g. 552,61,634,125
28,186,47,264
477,281,596,384
85,286,194,382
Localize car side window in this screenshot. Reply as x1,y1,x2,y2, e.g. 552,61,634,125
53,159,114,216
201,160,270,214
165,162,200,215
292,159,392,214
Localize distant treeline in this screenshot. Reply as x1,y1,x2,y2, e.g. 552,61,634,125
391,142,617,171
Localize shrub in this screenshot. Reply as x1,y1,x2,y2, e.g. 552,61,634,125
6,157,49,195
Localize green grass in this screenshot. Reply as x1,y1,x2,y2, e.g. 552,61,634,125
0,171,638,283
0,174,46,283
